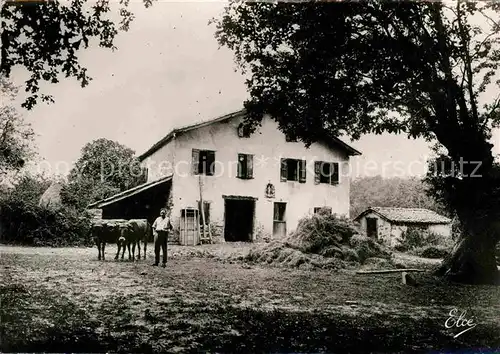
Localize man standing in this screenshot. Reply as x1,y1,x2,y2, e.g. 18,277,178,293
152,208,172,267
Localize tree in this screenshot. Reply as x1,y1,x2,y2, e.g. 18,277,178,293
215,1,500,284
61,138,146,210
350,176,447,219
0,78,35,176
0,172,52,205
1,0,153,110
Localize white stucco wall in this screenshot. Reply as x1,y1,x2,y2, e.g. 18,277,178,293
143,114,354,243
358,212,452,247
428,223,452,238
141,138,176,183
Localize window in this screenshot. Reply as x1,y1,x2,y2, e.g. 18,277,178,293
280,158,306,183
314,207,332,215
314,161,339,185
237,153,254,179
237,123,251,138
192,149,215,176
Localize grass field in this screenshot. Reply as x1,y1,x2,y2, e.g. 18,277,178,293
1,244,499,353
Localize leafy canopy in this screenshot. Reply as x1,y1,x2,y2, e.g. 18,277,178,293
1,0,153,109
0,78,35,175
61,138,146,209
215,1,500,153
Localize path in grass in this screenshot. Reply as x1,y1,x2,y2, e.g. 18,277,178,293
1,245,499,353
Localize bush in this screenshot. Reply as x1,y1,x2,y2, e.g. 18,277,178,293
0,197,92,247
414,245,450,259
397,226,452,252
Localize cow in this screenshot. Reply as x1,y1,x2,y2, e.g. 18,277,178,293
121,219,153,261
91,219,129,261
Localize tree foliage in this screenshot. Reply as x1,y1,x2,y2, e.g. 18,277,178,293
0,78,35,175
60,138,146,209
4,172,52,205
350,176,447,219
216,2,500,145
216,1,500,283
1,0,153,109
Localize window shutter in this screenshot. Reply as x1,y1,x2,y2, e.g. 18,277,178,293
237,154,243,178
207,151,215,176
331,163,339,185
280,158,287,182
192,149,200,175
247,154,253,179
299,160,306,183
314,162,321,184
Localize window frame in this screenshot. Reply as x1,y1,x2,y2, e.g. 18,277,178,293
237,153,254,179
314,161,339,185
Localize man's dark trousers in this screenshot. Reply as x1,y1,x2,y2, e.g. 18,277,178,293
154,230,168,265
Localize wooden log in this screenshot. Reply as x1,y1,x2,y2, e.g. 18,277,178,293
356,268,426,274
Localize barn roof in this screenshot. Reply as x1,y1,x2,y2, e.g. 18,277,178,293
354,207,451,224
138,109,361,161
87,174,172,209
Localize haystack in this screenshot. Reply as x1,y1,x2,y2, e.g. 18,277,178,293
243,213,393,270
38,181,64,208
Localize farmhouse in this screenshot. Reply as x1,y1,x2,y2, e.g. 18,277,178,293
88,109,361,245
354,207,452,247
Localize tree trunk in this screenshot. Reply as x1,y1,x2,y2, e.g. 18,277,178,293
435,222,500,285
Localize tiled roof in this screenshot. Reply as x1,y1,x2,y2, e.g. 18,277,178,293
138,109,361,161
355,207,451,224
87,175,172,209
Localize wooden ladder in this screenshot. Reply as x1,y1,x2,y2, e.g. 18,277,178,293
198,175,212,244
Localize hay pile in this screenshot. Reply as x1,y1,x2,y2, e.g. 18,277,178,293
244,213,392,270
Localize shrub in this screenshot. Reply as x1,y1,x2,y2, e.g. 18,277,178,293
349,234,392,263
414,245,450,259
0,197,92,247
397,226,452,252
399,227,427,249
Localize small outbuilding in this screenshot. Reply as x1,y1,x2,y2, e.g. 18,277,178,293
354,207,452,247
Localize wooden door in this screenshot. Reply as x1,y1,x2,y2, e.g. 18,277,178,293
180,208,200,245
273,202,287,238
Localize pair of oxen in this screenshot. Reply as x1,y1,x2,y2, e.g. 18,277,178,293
91,219,152,261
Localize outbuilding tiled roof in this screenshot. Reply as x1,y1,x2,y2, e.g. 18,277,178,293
355,207,451,224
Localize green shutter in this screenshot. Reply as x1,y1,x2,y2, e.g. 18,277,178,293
280,158,287,182
299,160,306,183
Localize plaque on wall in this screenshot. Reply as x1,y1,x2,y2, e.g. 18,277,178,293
265,182,275,199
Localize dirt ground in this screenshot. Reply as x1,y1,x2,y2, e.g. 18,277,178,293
1,244,499,353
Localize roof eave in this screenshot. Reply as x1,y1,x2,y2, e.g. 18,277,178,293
137,109,247,162
87,175,173,209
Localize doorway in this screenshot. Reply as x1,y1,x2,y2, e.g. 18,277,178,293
224,197,255,242
273,202,287,238
366,217,378,239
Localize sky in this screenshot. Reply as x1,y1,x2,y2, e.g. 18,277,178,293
9,1,500,180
